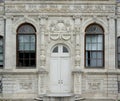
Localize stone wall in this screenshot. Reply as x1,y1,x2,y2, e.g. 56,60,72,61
0,0,119,101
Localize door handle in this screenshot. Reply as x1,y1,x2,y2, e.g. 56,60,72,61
58,80,63,84
61,80,63,84
58,80,60,84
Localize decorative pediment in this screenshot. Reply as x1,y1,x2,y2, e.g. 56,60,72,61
49,20,72,41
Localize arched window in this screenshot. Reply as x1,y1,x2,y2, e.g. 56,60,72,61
17,23,36,68
0,36,3,68
85,24,104,68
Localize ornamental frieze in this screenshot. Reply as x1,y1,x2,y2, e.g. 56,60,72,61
5,4,115,13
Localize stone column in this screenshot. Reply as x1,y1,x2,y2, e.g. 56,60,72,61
72,16,82,97
73,71,82,97
38,16,48,96
38,71,48,95
73,16,81,69
5,16,16,70
108,17,116,70
39,16,48,69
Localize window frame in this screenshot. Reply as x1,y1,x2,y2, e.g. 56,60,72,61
0,36,4,68
85,24,104,68
117,37,120,68
118,81,120,93
16,23,36,68
0,79,2,93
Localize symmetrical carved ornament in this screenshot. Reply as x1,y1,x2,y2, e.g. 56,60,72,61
49,20,72,41
40,49,46,68
19,82,32,90
5,4,115,13
75,48,80,68
86,79,103,92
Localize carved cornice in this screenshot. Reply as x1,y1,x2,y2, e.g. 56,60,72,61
5,4,115,14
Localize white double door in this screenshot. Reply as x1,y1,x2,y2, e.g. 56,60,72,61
50,45,71,93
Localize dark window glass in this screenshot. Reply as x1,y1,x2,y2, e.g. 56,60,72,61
17,24,36,68
53,46,58,53
0,37,3,68
118,81,120,93
0,80,2,93
63,46,68,53
118,37,120,68
85,24,104,68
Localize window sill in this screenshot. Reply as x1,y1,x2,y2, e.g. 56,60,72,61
85,66,104,69
16,66,36,69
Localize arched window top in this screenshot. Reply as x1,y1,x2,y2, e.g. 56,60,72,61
86,24,104,34
17,24,36,34
52,44,69,54
53,46,58,53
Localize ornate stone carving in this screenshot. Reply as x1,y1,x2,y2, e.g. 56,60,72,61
40,49,46,68
75,46,80,68
0,20,4,36
86,80,103,92
5,4,115,14
74,74,81,94
49,20,72,41
19,81,32,90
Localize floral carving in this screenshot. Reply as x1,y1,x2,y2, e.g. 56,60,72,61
5,4,115,13
49,20,72,41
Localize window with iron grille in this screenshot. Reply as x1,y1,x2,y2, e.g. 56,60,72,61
85,24,104,68
17,23,36,68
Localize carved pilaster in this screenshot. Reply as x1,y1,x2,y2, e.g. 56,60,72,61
73,16,81,69
40,48,46,68
74,73,82,95
39,15,48,46
73,15,82,45
75,46,80,69
38,68,48,95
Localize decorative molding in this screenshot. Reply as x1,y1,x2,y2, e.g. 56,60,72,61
5,4,115,13
49,20,72,41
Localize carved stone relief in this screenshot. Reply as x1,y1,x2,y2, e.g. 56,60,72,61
49,20,72,41
86,79,103,92
0,20,4,36
75,47,80,68
19,81,32,90
5,4,115,13
74,74,81,94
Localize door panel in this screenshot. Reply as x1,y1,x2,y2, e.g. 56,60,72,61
50,45,71,93
60,57,71,93
50,58,61,93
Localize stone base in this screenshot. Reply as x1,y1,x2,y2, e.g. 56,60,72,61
0,98,116,101
42,96,75,101
83,99,115,101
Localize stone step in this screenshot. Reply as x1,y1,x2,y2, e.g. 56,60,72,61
43,96,75,101
82,99,115,101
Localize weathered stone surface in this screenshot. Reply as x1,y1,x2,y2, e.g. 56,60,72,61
0,0,120,101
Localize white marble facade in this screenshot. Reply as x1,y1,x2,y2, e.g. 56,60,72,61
0,0,120,101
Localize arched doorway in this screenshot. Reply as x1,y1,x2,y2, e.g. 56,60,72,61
50,44,72,93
